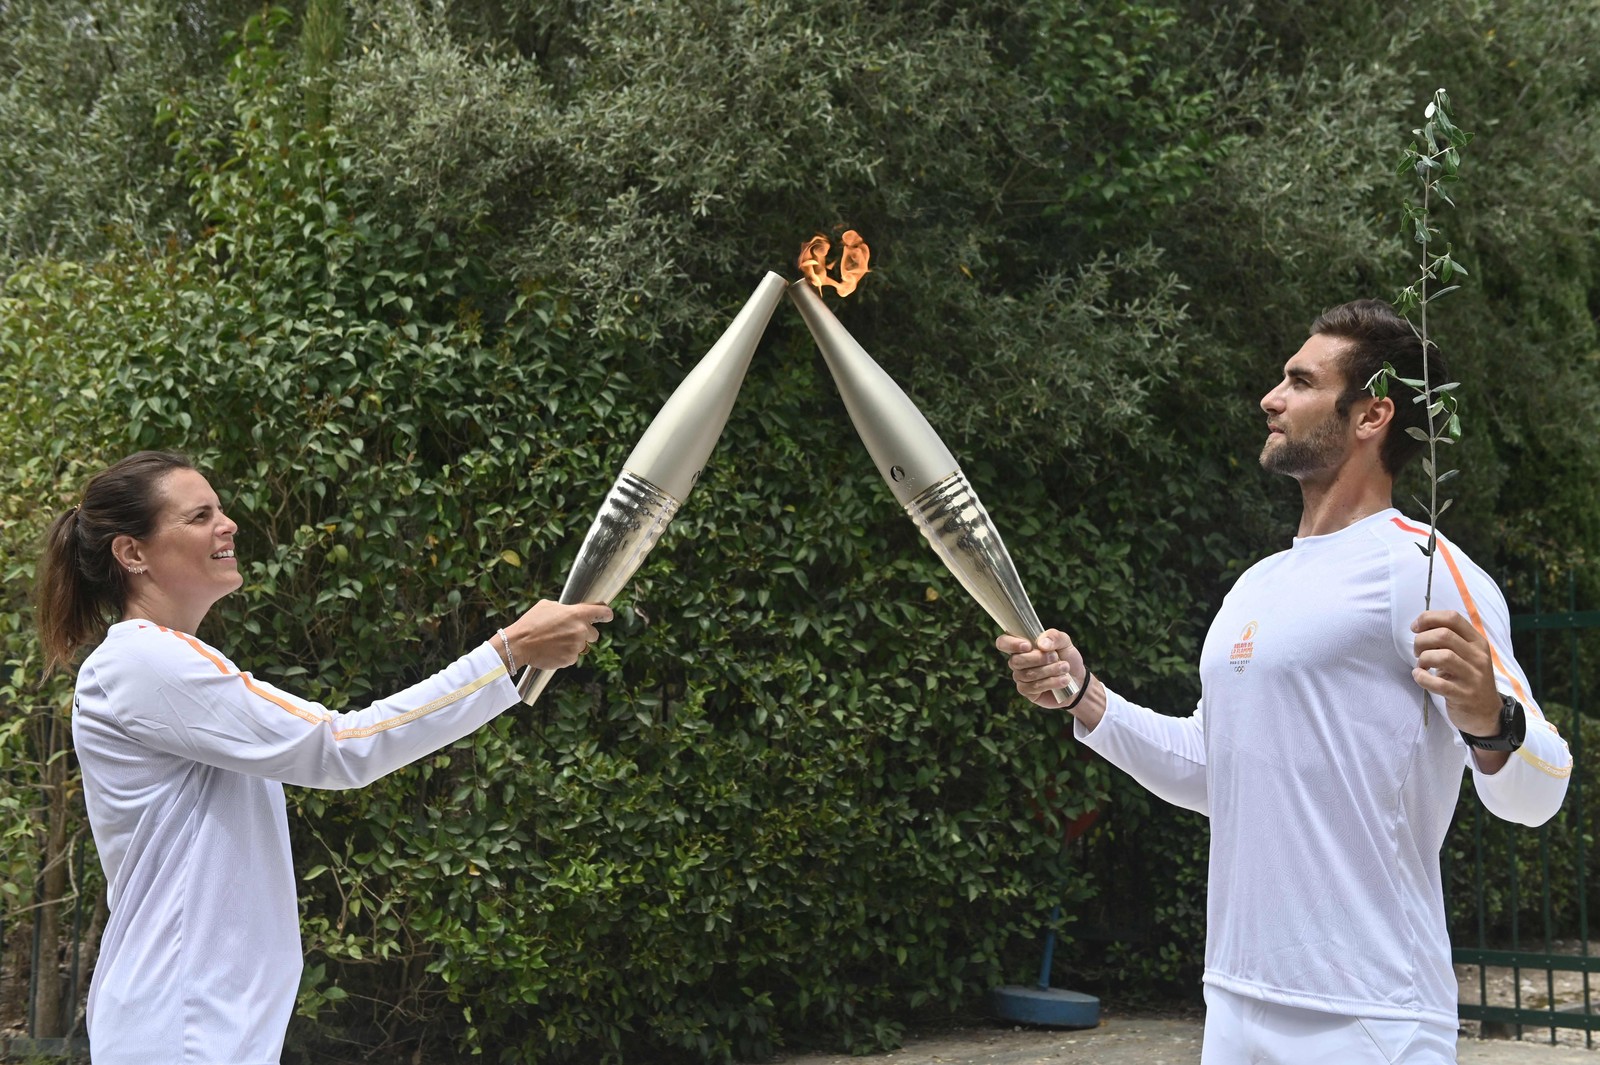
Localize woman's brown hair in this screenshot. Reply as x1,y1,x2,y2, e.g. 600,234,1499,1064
35,450,196,674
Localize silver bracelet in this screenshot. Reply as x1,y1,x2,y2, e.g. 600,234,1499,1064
497,627,518,674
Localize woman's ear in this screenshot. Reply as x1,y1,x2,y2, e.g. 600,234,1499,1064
111,533,145,574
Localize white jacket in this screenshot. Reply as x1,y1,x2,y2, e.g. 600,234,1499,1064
74,620,518,1065
1078,510,1570,1025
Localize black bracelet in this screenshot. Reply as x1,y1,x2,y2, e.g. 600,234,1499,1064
1061,671,1094,711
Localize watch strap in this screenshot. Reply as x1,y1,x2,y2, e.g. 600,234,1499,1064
1459,694,1526,753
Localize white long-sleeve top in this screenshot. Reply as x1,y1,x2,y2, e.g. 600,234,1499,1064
1077,509,1570,1026
73,619,519,1065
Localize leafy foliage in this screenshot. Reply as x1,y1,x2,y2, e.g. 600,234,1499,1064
5,9,1131,1060
1370,90,1471,572
1,0,1598,1058
0,0,259,262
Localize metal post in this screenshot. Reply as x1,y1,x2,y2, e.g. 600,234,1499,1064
1570,572,1592,1046
1035,906,1060,991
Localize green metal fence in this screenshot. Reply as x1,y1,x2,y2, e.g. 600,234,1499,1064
1451,571,1599,1045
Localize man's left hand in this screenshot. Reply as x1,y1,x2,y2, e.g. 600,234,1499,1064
1411,609,1501,736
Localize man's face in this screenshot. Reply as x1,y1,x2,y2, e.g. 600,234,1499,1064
1258,333,1355,480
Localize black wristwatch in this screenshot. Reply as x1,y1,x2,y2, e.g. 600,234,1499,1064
1459,693,1527,753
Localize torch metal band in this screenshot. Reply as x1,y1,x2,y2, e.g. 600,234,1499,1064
904,471,1079,700
516,470,681,703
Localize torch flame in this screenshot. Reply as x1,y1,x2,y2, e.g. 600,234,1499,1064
798,235,832,290
798,229,871,297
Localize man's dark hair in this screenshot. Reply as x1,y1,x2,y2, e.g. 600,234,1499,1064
1310,299,1443,477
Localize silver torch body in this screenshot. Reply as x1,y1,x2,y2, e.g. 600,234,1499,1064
788,280,1077,704
516,272,788,704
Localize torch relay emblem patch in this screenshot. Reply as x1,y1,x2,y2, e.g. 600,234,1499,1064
1230,621,1258,674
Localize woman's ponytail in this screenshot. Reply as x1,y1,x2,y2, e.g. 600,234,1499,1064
34,451,195,675
36,506,97,675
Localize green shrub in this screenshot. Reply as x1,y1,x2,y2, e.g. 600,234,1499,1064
4,0,1597,1059
0,13,1136,1061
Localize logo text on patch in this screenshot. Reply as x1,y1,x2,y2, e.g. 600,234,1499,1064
1230,621,1258,674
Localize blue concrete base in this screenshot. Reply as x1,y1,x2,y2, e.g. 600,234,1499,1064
989,985,1100,1028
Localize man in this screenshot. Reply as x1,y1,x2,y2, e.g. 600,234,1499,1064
1000,300,1571,1064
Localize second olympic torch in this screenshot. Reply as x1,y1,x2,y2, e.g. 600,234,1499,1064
788,278,1078,705
517,272,788,704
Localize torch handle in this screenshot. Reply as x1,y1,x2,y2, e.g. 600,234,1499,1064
516,665,559,705
515,472,681,705
1019,622,1081,707
513,577,623,705
900,472,1081,707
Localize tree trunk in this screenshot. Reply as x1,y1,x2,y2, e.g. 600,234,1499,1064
30,705,71,1037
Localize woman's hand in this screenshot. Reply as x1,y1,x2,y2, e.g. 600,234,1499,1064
501,600,614,671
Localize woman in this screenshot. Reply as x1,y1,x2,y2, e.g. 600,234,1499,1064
35,450,611,1065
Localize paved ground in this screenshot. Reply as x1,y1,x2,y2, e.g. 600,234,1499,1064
763,1012,1600,1064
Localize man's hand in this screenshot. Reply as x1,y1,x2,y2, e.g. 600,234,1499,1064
995,629,1102,726
1411,609,1503,738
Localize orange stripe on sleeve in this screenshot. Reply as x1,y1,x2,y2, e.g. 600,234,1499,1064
154,626,508,737
159,625,230,675
158,626,327,726
1388,518,1535,712
332,667,506,739
1516,748,1572,778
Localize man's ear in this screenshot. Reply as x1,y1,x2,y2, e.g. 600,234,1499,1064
1355,394,1395,441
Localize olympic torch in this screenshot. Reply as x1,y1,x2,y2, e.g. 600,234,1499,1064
517,271,788,704
788,271,1077,705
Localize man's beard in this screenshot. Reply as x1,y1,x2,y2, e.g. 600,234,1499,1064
1260,411,1348,477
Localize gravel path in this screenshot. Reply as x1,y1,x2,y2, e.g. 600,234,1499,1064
760,1012,1600,1064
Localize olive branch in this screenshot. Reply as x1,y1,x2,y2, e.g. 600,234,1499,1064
1366,88,1473,725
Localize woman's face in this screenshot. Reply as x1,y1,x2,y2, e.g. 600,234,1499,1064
134,468,243,615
